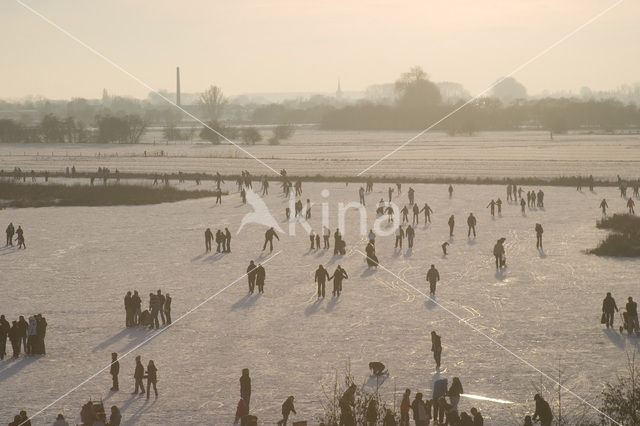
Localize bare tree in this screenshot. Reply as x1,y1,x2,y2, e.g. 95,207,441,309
200,85,227,122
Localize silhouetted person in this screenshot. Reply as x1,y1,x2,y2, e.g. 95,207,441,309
16,226,25,249
225,228,232,252
388,187,394,202
448,184,453,198
359,187,365,205
600,199,608,215
420,203,433,224
215,188,222,204
17,315,28,353
442,242,449,256
323,227,331,249
216,229,224,252
535,223,544,250
520,198,526,214
532,394,553,426
277,396,296,426
395,225,404,249
133,355,145,395
486,200,496,216
340,384,357,426
431,330,442,369
467,213,476,238
626,297,639,334
110,352,120,391
627,198,635,214
205,228,213,252
412,204,420,224
309,231,316,249
447,377,463,410
5,222,14,246
256,264,266,294
602,292,618,328
240,368,251,410
401,205,409,222
145,360,158,400
263,227,279,252
493,238,506,269
241,188,246,204
109,406,122,426
470,407,483,426
427,264,440,296
496,198,502,214
448,215,455,237
408,187,415,204
132,291,141,325
164,293,172,324
330,265,348,297
247,261,257,294
157,290,166,325
315,264,330,298
400,388,411,426
149,293,160,329
0,315,9,360
406,225,415,248
9,321,20,358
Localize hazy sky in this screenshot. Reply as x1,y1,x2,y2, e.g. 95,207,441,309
1,0,638,100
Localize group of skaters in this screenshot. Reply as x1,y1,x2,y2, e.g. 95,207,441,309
205,227,232,253
123,289,172,329
4,222,26,249
107,352,158,401
0,313,47,360
314,264,349,298
601,292,639,336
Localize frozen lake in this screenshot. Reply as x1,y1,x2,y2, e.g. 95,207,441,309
1,180,638,425
1,129,640,180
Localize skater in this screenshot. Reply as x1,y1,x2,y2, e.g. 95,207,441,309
496,198,502,214
365,240,378,268
149,292,160,329
406,224,415,249
256,264,266,294
309,230,316,250
262,227,279,252
277,396,296,426
408,187,415,204
470,407,483,426
315,233,321,250
164,293,172,324
411,392,429,426
0,315,9,360
110,352,120,391
323,226,331,249
240,368,252,410
5,222,14,246
400,388,411,426
330,265,348,297
241,188,246,204
146,360,158,399
247,261,257,294
388,187,394,202
315,264,330,298
493,238,506,269
412,204,420,224
535,223,544,250
626,297,639,334
16,226,25,249
602,292,618,328
215,188,222,204
386,204,395,223
520,198,526,214
467,213,476,238
427,264,440,296
532,394,553,426
448,184,453,198
156,290,166,326
486,200,496,217
420,203,433,224
359,186,365,205
431,331,442,369
442,242,449,256
448,215,455,237
305,199,312,219
627,197,635,215
225,228,232,252
205,228,213,252
400,205,409,223
124,291,134,328
216,229,224,253
395,225,404,249
600,199,608,215
133,355,145,395
132,291,141,325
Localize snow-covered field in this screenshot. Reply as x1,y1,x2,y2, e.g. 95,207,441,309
1,129,640,179
1,179,639,425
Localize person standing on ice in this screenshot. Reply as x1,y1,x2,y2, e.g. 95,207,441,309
412,204,420,224
602,292,618,328
5,222,14,246
277,396,296,426
408,187,415,204
470,407,483,426
520,198,526,214
133,355,145,395
359,186,366,205
247,261,257,294
315,264,330,298
124,291,133,328
262,227,279,252
256,264,266,294
330,265,348,297
467,213,477,238
532,394,553,426
309,231,316,250
399,388,411,426
600,199,608,215
400,205,409,223
431,331,442,369
420,203,433,224
627,197,635,215
448,215,455,237
149,293,160,329
204,228,213,252
448,184,453,198
626,297,639,334
240,368,252,410
225,228,232,252
16,226,25,249
388,187,394,202
146,360,158,400
324,226,331,249
535,223,544,250
164,293,172,324
110,352,120,391
132,290,141,325
486,200,496,217
493,238,506,269
156,290,166,326
395,225,405,249
427,264,440,296
406,224,415,249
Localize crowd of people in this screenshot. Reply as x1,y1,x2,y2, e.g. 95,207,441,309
0,313,48,360
205,227,232,253
123,290,171,329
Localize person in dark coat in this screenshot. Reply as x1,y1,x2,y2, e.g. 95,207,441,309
164,293,172,324
447,377,463,409
406,225,415,248
426,264,440,296
420,203,433,224
205,228,213,252
256,264,266,294
365,241,378,268
366,397,378,426
535,223,544,250
247,261,257,294
315,265,330,298
17,315,28,354
225,228,232,252
470,407,483,426
149,293,160,329
9,321,21,358
110,352,120,391
132,290,141,325
133,355,145,395
0,314,9,360
5,222,14,246
602,292,619,328
240,368,251,409
109,406,122,426
431,331,442,370
339,384,357,426
157,290,166,326
215,229,224,252
262,227,279,252
410,392,429,426
626,297,639,333
330,265,348,297
124,291,133,327
532,394,553,426
277,396,296,426
146,360,158,399
448,215,455,237
467,213,476,238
